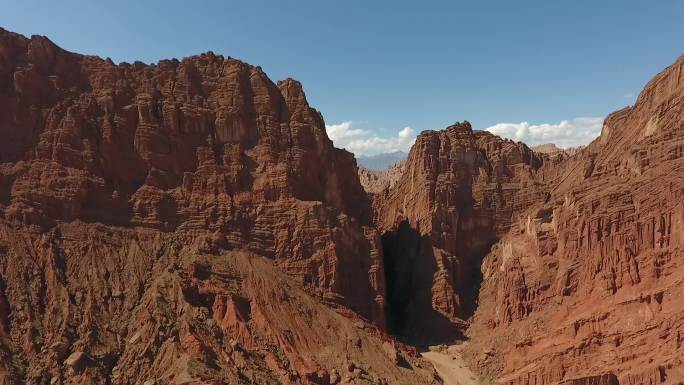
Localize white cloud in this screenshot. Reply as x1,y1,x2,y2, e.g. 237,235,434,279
484,117,604,148
326,117,603,155
325,121,416,156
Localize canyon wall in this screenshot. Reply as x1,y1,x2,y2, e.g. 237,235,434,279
370,55,684,385
0,28,440,385
1,25,683,385
374,123,545,341
464,55,684,384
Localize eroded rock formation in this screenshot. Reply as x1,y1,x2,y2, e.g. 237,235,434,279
357,160,405,194
1,25,683,385
371,55,684,384
374,123,545,341
463,55,684,384
0,28,439,385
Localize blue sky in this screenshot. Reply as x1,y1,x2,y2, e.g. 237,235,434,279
3,1,683,154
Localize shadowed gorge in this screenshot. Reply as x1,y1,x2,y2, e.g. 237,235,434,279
373,122,546,341
381,221,460,343
380,224,418,337
380,219,486,345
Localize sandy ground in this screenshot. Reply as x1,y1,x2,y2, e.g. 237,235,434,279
421,346,479,385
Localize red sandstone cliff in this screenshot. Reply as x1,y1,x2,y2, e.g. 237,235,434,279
464,55,684,384
1,25,683,385
0,26,386,321
372,55,684,384
0,28,440,385
374,123,545,341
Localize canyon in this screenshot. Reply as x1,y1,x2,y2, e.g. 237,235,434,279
0,26,682,385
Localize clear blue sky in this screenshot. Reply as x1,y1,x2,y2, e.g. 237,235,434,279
3,1,683,153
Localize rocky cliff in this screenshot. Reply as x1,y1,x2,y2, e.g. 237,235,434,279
357,160,405,194
371,55,684,384
0,28,441,385
1,25,683,385
463,55,684,384
374,123,545,341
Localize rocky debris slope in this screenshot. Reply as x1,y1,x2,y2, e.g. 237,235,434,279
0,28,440,385
374,123,545,342
0,221,439,385
465,55,684,384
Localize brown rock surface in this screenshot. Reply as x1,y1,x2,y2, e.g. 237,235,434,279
374,122,545,341
1,25,684,385
465,55,684,384
0,28,438,385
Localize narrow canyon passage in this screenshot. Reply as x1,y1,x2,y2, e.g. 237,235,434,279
380,220,493,346
380,220,425,337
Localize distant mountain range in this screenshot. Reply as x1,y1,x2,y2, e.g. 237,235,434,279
356,150,407,170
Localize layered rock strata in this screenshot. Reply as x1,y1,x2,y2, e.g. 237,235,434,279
464,55,684,385
0,28,435,385
374,123,545,341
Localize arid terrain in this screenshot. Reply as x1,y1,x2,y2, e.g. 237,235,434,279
0,27,682,385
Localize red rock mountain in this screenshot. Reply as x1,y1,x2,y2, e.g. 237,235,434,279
0,26,389,321
372,56,684,384
373,123,546,342
0,28,440,385
1,26,683,385
464,54,684,385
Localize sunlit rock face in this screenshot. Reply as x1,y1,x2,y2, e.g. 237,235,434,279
373,55,684,384
464,55,684,384
374,122,544,342
0,27,434,385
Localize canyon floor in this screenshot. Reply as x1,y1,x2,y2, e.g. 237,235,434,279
422,346,479,385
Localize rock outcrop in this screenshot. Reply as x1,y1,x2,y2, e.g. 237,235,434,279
374,123,545,341
464,55,684,384
0,28,438,385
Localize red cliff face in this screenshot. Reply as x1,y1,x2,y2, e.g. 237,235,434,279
374,122,544,341
0,28,442,385
0,27,384,321
465,55,684,384
1,25,684,385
